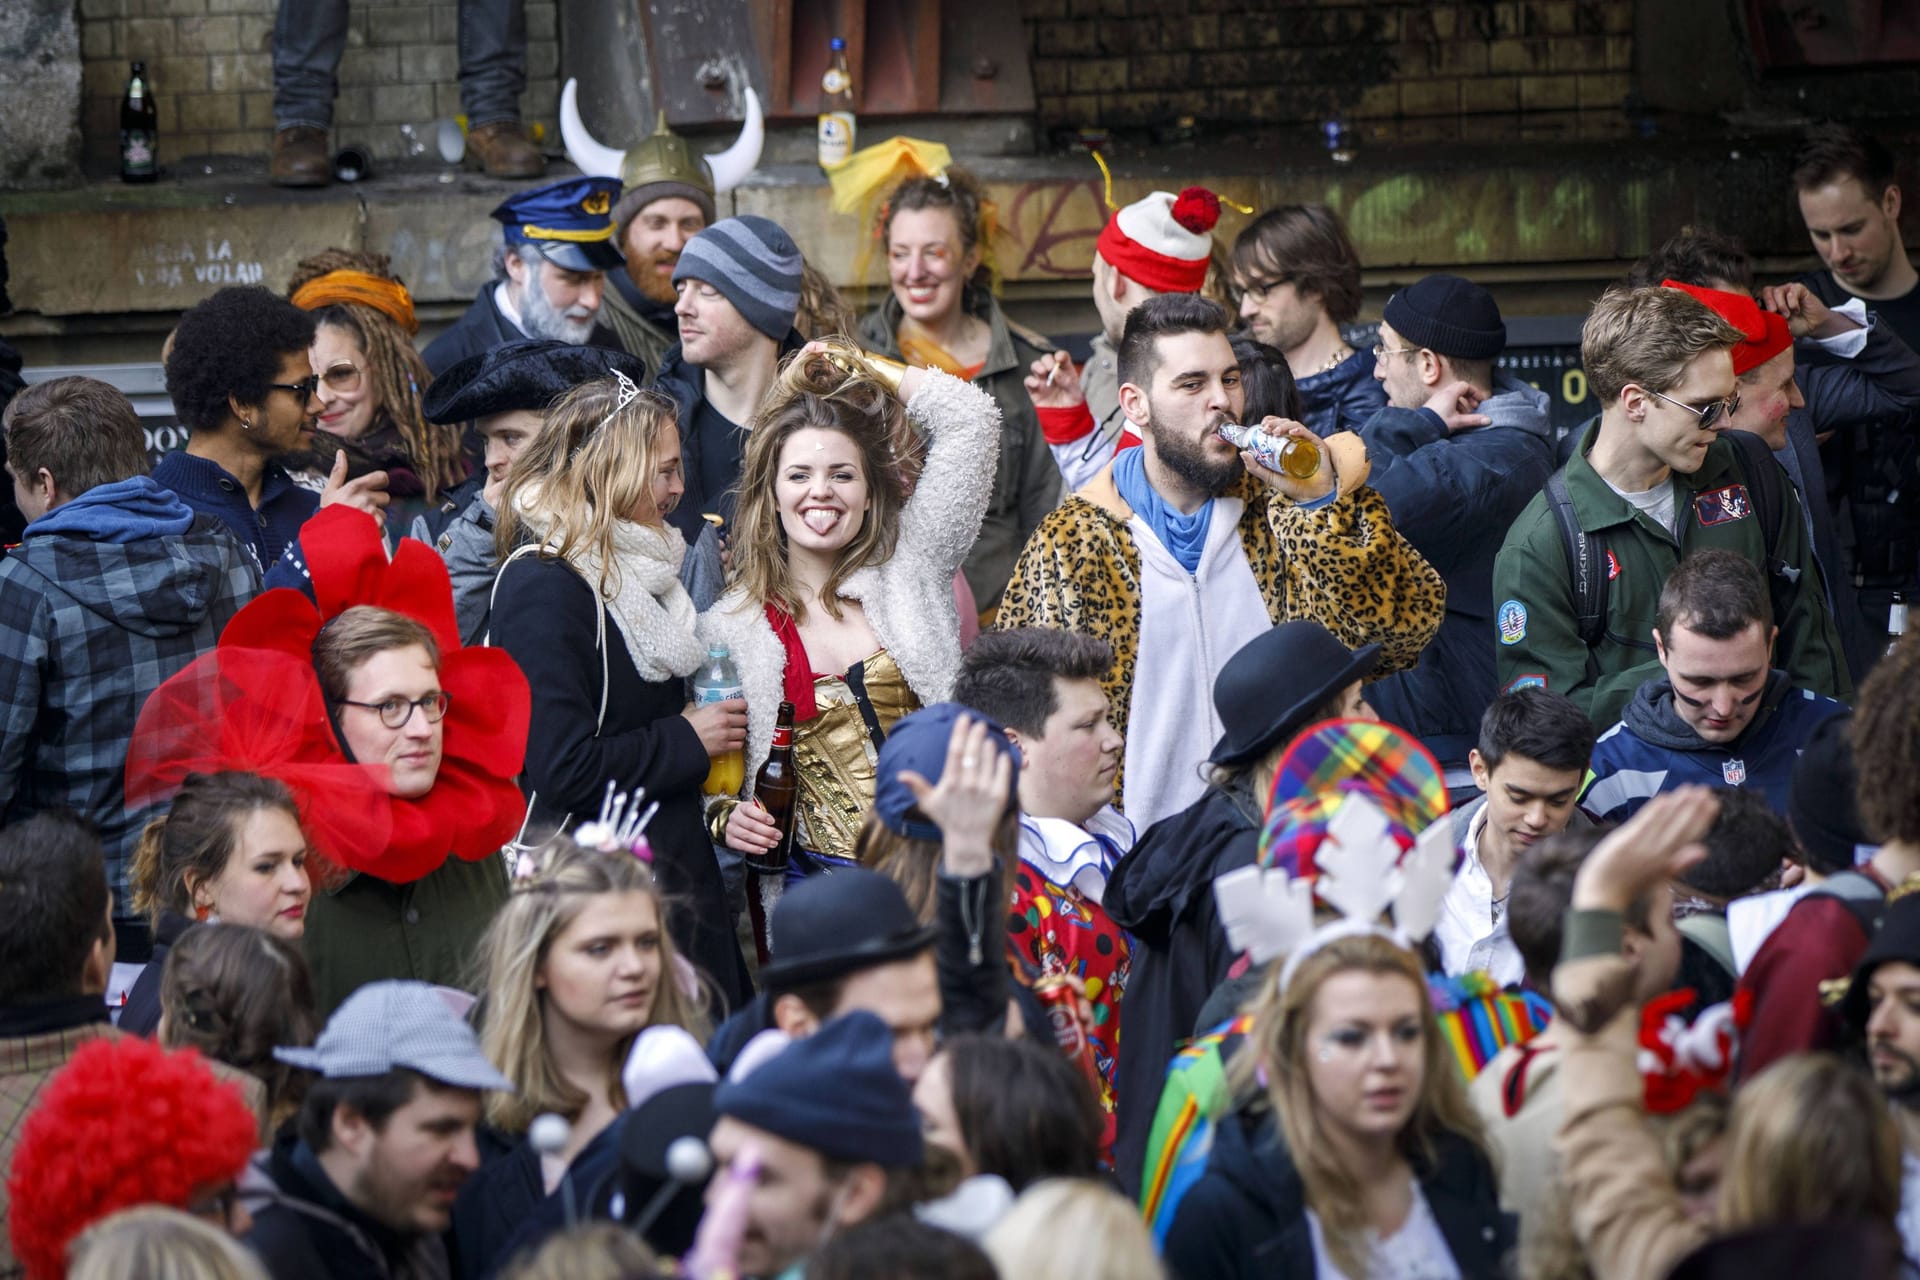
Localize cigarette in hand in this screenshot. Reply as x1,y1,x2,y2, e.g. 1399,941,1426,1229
1046,353,1064,387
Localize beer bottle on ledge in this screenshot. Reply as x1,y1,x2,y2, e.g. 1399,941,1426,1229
121,61,158,183
748,700,798,875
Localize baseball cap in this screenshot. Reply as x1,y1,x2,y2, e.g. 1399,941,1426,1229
275,980,515,1092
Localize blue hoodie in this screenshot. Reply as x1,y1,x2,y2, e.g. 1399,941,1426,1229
25,475,194,543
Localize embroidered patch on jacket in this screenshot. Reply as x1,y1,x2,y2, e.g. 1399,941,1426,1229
1606,550,1621,581
1722,759,1747,785
1504,673,1547,693
1695,485,1753,526
1498,599,1528,645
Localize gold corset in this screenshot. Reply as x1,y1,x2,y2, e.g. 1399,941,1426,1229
791,649,919,861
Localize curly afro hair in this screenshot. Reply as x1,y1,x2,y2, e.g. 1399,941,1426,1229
7,1036,258,1280
1855,632,1920,846
164,285,316,433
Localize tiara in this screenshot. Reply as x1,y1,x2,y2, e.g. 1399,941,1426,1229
573,780,658,863
598,368,641,428
1213,790,1457,990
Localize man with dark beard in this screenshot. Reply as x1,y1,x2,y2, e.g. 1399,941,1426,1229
997,293,1445,831
1841,889,1920,1258
423,177,626,377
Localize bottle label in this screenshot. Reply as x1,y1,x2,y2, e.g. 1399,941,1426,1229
822,68,851,95
121,130,155,174
817,113,855,169
695,681,745,705
770,725,794,749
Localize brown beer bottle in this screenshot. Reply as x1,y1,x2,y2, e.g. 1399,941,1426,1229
747,700,798,874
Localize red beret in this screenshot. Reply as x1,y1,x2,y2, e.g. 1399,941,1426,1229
1661,279,1794,375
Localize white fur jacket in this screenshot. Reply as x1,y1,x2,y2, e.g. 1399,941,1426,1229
699,368,1002,795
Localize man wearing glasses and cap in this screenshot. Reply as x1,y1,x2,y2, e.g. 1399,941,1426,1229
1492,286,1849,728
423,176,627,377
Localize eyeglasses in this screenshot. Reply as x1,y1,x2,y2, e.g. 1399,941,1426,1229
1643,386,1741,431
1372,343,1422,361
268,374,323,401
335,691,451,729
1239,276,1290,302
320,362,363,394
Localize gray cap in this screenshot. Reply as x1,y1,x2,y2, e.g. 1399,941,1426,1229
275,980,515,1092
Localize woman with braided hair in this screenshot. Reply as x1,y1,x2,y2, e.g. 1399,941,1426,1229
288,249,470,527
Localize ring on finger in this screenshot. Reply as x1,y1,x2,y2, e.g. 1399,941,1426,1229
962,756,979,768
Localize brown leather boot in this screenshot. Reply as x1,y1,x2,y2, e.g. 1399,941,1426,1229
270,126,331,187
467,119,547,179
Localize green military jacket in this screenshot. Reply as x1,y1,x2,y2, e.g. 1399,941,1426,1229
304,853,508,1018
1492,423,1851,728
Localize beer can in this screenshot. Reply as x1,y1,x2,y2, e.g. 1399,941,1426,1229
1032,973,1101,1090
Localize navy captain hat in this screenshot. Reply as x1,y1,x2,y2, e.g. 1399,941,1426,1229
492,175,626,274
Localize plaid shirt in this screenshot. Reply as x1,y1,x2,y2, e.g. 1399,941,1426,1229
0,515,258,902
0,1020,119,1279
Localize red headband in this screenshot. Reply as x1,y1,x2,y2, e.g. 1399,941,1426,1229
1661,279,1793,375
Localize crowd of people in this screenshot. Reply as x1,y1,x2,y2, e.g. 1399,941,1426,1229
0,115,1918,1280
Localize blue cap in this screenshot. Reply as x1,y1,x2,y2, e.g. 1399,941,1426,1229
713,1011,923,1167
491,175,626,274
872,703,1020,842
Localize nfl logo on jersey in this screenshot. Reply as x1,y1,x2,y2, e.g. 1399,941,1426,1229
1722,759,1747,786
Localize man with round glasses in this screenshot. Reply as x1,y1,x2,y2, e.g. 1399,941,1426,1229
1492,286,1850,728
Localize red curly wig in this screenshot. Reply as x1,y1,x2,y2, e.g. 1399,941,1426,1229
6,1036,258,1279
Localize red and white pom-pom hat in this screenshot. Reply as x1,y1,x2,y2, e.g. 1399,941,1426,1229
1096,187,1223,295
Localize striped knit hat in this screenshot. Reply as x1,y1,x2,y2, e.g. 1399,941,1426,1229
671,215,803,340
1096,188,1222,294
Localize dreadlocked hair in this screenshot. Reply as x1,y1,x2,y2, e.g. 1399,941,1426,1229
287,248,465,501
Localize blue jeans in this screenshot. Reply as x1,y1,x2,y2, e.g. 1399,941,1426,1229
273,0,528,130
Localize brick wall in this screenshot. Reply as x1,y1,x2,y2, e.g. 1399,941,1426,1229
77,0,559,172
1023,0,1635,140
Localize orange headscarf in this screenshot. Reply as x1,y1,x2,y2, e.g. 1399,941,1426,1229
290,269,419,334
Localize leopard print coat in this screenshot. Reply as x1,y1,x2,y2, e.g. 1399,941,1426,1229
995,433,1446,804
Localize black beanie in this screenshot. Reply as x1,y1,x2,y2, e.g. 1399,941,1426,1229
713,1011,924,1167
1788,711,1868,874
1382,273,1507,360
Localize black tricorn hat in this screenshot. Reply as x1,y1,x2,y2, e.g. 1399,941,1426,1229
422,340,648,424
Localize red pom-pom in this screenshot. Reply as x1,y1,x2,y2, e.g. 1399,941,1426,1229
1170,186,1221,234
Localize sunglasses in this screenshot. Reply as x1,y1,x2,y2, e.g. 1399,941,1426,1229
1643,386,1741,431
268,374,323,402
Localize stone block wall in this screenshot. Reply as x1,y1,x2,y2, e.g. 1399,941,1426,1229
77,0,560,172
1021,0,1636,140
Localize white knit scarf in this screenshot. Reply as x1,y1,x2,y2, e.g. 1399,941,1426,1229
517,490,706,682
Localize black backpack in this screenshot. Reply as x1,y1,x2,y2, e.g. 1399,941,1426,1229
1543,429,1799,650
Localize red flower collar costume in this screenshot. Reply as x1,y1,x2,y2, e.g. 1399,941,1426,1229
132,507,531,884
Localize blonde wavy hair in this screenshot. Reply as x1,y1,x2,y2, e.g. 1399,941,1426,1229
476,835,710,1133
728,338,916,621
493,377,680,601
68,1207,267,1280
985,1178,1164,1280
1717,1053,1901,1233
1229,931,1487,1279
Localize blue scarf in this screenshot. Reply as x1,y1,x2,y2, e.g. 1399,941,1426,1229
1113,446,1213,574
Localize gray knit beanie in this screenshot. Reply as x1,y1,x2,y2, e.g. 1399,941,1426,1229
670,215,803,341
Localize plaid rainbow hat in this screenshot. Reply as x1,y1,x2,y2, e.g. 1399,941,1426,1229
1256,718,1450,879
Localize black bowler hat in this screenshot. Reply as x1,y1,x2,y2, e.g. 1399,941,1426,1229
1209,622,1381,767
422,340,649,424
760,868,939,991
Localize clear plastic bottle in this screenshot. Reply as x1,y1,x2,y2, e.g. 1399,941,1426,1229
693,644,746,796
817,37,856,171
1889,593,1909,657
1217,421,1320,479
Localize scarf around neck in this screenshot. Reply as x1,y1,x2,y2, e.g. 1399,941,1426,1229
1113,443,1214,574
517,491,706,683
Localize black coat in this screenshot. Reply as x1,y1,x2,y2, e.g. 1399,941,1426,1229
1164,1104,1514,1280
421,286,623,378
247,1131,449,1280
1105,781,1263,1196
118,911,193,1036
488,553,750,1012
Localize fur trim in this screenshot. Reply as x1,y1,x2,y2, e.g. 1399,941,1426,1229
696,369,1001,794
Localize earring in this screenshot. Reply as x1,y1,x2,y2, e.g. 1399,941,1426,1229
194,901,211,922
241,417,253,431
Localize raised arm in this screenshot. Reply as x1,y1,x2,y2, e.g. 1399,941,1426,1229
896,369,1003,578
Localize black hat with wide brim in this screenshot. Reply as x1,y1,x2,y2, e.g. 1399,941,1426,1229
1208,622,1382,767
1840,888,1920,1030
422,339,648,425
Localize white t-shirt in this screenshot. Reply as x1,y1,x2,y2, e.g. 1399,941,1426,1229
1604,473,1679,538
1304,1178,1463,1280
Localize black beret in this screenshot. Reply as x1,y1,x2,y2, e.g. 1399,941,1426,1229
422,340,650,424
